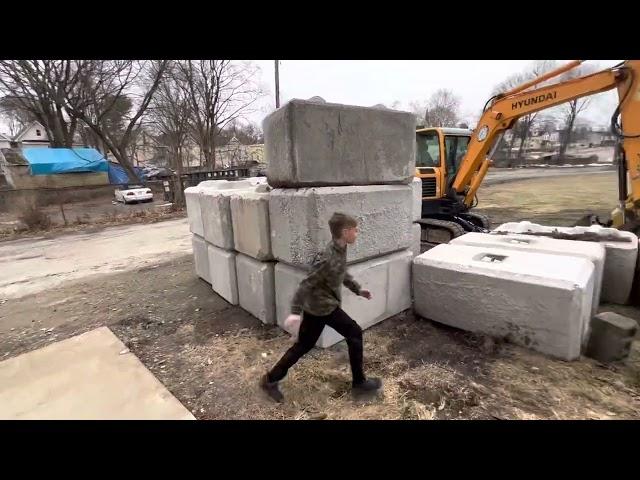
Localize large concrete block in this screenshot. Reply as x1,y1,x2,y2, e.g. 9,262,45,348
185,187,204,237
275,250,412,348
269,185,413,266
413,244,595,361
264,99,416,187
207,244,238,305
411,223,422,259
410,177,422,222
495,222,638,305
200,184,257,250
236,254,276,324
585,312,638,363
451,232,605,322
192,234,210,284
230,189,273,260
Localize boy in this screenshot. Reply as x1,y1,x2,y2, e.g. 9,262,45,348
260,212,382,403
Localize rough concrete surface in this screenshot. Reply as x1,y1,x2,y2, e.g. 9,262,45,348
413,244,595,361
411,223,422,259
200,185,257,250
230,189,273,260
0,219,191,300
275,249,412,348
495,221,638,305
192,234,211,284
585,312,638,363
452,232,605,322
269,185,413,266
207,243,238,305
236,254,276,324
0,327,195,420
264,99,416,187
411,177,422,221
185,186,204,236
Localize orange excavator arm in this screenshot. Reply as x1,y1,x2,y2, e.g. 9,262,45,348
452,60,640,214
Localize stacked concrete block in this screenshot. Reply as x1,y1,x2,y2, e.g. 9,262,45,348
185,187,204,237
495,221,638,305
191,234,210,284
207,243,239,305
230,187,273,260
276,250,413,348
585,312,638,363
236,254,276,324
410,177,423,258
264,99,416,188
413,243,596,361
264,99,417,346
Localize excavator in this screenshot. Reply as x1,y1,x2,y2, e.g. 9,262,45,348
415,60,640,244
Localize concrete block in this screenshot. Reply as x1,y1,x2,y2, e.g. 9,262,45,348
451,232,605,322
264,99,416,188
200,184,257,250
275,250,412,348
411,223,422,259
185,187,204,237
410,177,422,221
269,185,413,266
236,254,276,324
585,312,638,363
413,243,595,361
192,234,210,284
207,244,238,305
230,189,273,260
495,221,638,305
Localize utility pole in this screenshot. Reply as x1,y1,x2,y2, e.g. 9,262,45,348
274,60,280,108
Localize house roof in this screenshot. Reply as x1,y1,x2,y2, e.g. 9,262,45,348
14,121,45,142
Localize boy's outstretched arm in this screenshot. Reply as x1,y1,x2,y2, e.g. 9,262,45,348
343,271,361,295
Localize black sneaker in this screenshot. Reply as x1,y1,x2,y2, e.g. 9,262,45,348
260,374,284,403
352,377,382,394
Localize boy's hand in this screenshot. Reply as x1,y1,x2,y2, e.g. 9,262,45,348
359,289,372,300
284,314,302,340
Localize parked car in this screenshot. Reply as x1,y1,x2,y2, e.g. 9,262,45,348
114,185,153,204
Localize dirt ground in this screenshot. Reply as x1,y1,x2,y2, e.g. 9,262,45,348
1,171,639,420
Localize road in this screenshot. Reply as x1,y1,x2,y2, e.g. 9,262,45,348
0,218,191,300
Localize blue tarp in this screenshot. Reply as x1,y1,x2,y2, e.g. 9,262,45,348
107,162,145,184
23,148,109,176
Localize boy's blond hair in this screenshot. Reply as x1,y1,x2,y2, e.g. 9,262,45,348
328,212,358,239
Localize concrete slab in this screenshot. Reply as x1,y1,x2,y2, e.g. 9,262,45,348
192,234,210,284
410,177,422,221
200,184,257,250
585,311,638,363
207,243,238,305
264,99,416,187
230,189,273,260
0,327,195,420
269,185,413,266
185,186,204,237
411,223,422,259
236,254,276,324
451,232,605,323
275,250,412,348
413,244,595,361
495,221,638,305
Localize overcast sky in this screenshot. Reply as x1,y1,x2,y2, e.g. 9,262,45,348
249,60,622,128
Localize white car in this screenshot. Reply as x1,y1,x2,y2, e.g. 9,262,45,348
115,185,154,204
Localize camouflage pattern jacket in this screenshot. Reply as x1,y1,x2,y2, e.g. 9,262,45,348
290,240,361,317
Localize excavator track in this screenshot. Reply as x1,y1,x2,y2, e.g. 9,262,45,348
461,212,491,230
417,218,466,246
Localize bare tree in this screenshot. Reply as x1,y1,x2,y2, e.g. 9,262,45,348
423,89,460,127
64,60,169,181
0,60,83,146
0,96,35,137
176,60,264,169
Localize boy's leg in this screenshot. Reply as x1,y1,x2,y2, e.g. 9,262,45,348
323,308,366,384
266,313,325,383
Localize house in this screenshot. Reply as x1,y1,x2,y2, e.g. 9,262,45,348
11,121,86,149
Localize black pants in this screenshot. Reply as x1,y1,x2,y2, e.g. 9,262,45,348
267,308,365,385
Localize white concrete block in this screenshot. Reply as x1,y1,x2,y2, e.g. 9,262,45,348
236,254,276,324
275,250,413,348
451,232,605,322
191,234,210,284
269,185,413,266
200,184,257,250
230,190,273,260
411,223,422,259
495,221,638,304
411,177,422,221
185,187,204,237
413,243,595,361
207,244,238,305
